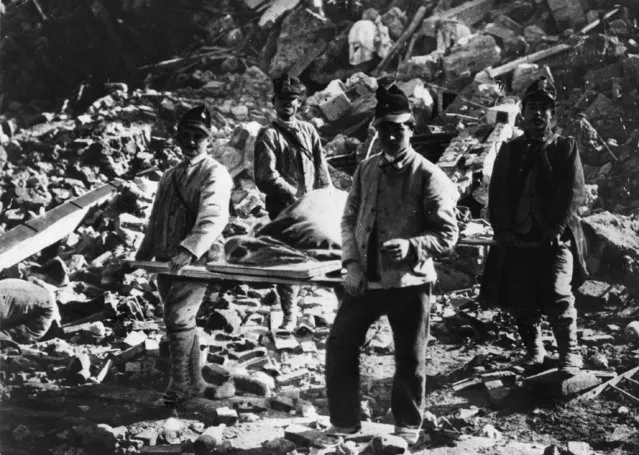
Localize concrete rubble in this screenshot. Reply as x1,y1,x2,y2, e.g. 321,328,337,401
1,0,639,454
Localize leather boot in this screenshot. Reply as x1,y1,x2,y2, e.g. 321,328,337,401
156,330,193,407
190,331,217,399
277,285,299,331
553,320,582,376
517,323,546,368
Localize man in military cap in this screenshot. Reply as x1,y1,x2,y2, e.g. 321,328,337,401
136,105,233,407
325,84,459,443
482,77,588,376
254,73,332,330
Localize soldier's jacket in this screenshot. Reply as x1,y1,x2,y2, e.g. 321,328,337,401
481,133,589,308
254,118,331,218
138,153,233,261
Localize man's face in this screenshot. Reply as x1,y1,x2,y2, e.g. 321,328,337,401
522,99,554,135
376,121,413,155
273,94,301,120
177,126,209,159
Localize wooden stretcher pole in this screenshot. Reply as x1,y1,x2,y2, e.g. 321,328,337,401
125,260,344,287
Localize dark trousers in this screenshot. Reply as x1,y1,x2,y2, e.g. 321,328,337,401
326,284,431,429
505,243,576,329
504,242,578,353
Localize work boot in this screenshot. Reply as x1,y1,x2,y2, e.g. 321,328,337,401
277,284,300,332
155,330,193,407
189,332,217,399
517,323,546,369
553,322,583,376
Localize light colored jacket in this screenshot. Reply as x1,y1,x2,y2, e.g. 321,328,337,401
342,148,459,288
138,153,233,261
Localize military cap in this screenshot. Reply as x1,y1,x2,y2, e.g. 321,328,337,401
273,73,305,97
373,84,413,126
177,105,212,135
523,76,557,105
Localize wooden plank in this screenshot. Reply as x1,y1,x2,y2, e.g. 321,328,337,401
571,366,639,402
487,44,571,79
0,184,118,271
609,384,639,405
438,0,495,25
70,183,118,209
207,259,342,279
130,260,343,286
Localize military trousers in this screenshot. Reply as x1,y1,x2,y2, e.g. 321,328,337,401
504,242,578,347
326,284,431,430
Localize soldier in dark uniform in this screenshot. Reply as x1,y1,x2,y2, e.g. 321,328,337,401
482,77,588,376
253,74,332,330
136,105,233,406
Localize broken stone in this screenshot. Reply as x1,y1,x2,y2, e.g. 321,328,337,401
207,308,242,334
567,441,592,455
214,407,238,426
262,438,297,453
194,424,226,454
483,379,509,405
233,370,275,397
479,424,502,440
546,0,586,29
365,434,408,455
442,34,502,81
319,90,352,122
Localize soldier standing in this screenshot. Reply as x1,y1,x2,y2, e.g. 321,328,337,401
482,77,588,375
325,85,459,444
253,74,332,331
136,105,233,407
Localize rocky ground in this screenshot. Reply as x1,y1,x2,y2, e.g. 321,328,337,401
1,0,639,454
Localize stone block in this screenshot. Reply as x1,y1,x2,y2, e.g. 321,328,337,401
233,371,275,397
486,103,520,126
484,379,510,405
546,0,586,29
443,35,502,80
214,407,238,426
202,364,232,386
319,91,352,122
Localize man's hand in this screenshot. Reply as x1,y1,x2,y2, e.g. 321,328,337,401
169,249,193,274
381,239,411,263
343,262,366,296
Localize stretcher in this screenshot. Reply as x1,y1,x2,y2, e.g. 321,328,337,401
127,259,345,286
127,238,497,286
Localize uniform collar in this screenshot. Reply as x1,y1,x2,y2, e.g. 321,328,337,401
380,147,413,170
182,152,207,167
275,116,299,132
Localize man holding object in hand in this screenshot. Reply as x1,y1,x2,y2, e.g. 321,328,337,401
136,105,233,407
326,84,459,444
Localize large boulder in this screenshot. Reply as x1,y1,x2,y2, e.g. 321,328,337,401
581,212,639,292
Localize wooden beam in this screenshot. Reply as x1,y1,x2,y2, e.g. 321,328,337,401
571,366,639,402
0,183,118,271
373,4,430,75
486,44,571,79
128,260,343,286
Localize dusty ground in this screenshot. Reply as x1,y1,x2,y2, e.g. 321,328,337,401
1,289,637,455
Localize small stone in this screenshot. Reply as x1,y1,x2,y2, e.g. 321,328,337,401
479,424,502,440
567,441,592,455
12,424,30,441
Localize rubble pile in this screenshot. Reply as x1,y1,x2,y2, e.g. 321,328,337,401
0,0,639,453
